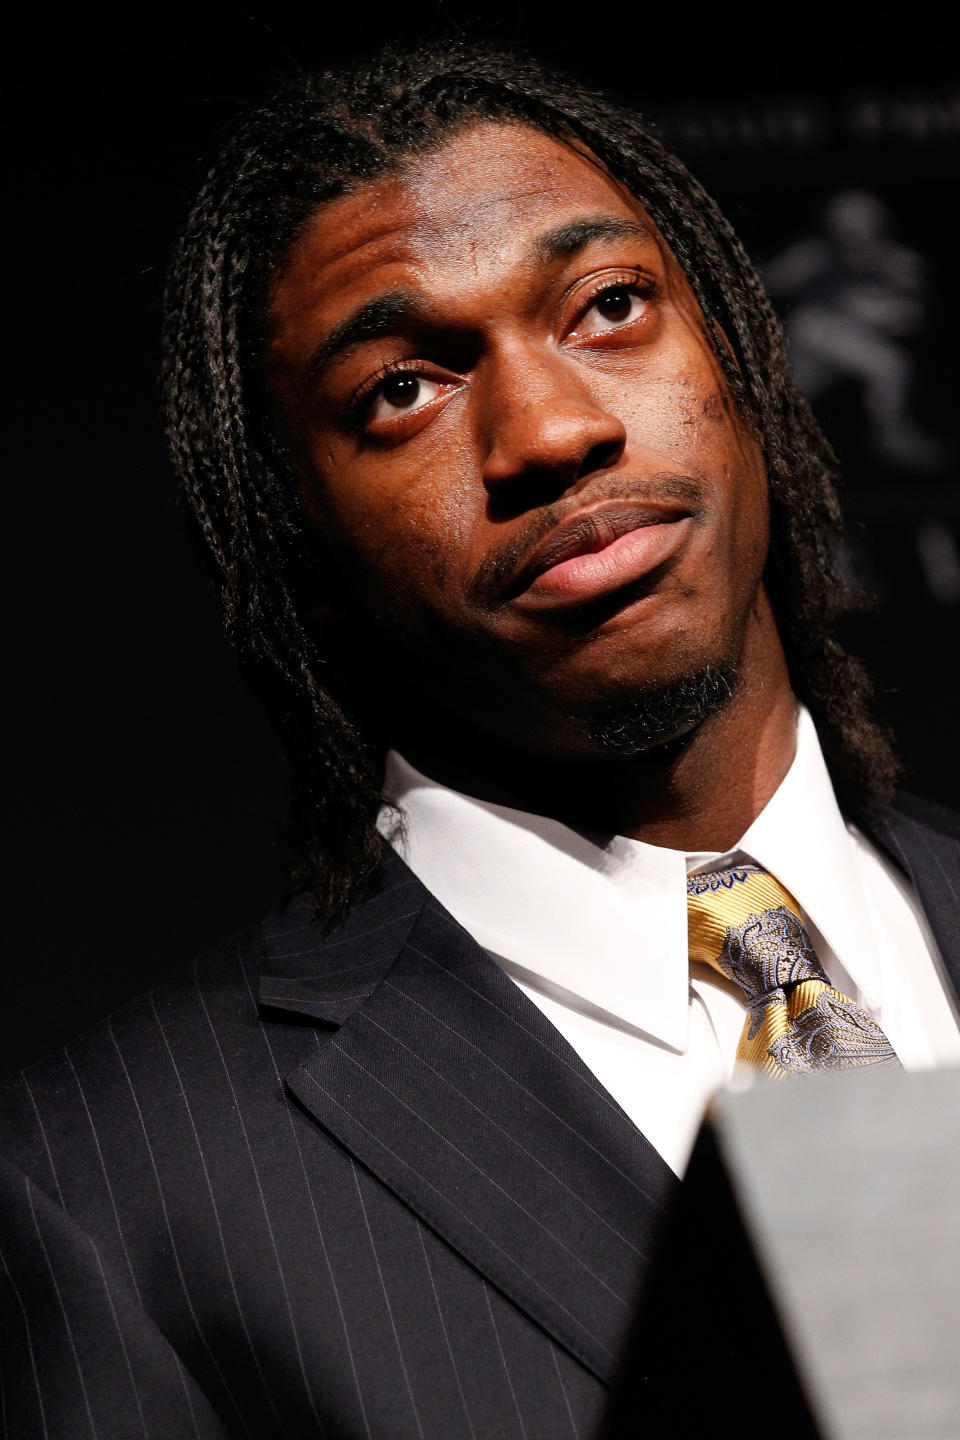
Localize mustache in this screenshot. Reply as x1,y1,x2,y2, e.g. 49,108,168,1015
467,472,708,609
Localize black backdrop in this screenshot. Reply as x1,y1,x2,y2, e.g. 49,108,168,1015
7,4,959,1073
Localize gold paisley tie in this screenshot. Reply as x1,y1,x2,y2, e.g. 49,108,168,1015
687,863,900,1077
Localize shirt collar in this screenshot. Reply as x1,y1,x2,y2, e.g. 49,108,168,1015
380,756,692,1051
729,704,881,1008
379,705,879,1050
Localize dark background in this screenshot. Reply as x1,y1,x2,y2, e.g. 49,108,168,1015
7,4,959,1073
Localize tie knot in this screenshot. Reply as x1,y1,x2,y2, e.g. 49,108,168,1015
687,863,825,1002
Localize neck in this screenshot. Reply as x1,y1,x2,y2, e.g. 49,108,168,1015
396,608,797,854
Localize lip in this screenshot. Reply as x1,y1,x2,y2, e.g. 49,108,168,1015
508,501,694,610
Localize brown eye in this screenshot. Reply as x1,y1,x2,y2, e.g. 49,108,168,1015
594,287,633,322
365,371,452,429
381,373,421,408
567,281,653,344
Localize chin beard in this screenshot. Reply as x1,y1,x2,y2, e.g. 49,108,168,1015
586,660,740,757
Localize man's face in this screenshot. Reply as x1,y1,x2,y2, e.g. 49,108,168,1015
266,122,772,765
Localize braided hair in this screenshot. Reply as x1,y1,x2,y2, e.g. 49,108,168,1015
162,43,897,918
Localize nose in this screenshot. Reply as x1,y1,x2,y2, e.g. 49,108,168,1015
480,345,627,510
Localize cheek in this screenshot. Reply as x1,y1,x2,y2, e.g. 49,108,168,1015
604,363,727,461
385,492,471,595
305,446,479,606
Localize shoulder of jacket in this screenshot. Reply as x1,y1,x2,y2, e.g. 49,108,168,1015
887,790,960,842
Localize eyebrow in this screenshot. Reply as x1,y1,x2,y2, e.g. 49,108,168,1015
533,214,655,262
306,290,424,383
306,215,655,382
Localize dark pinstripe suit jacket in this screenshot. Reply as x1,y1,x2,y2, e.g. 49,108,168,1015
1,798,958,1439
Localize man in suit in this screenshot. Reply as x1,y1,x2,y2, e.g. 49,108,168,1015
2,43,958,1439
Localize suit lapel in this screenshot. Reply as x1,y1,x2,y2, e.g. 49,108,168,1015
259,848,675,1385
855,799,960,1002
256,801,957,1383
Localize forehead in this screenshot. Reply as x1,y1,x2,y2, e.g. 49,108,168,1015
267,122,671,359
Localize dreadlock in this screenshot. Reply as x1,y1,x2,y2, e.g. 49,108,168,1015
162,42,898,919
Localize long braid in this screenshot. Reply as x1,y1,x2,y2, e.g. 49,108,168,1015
162,43,897,919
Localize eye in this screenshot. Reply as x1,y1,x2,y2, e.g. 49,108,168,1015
593,287,640,324
345,361,461,442
568,281,653,342
367,370,446,424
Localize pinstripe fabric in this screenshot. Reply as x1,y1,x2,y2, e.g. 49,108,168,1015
1,807,957,1438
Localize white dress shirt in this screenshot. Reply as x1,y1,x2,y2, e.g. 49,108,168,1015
379,707,960,1175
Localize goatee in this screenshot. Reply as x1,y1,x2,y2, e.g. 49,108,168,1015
586,661,740,756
